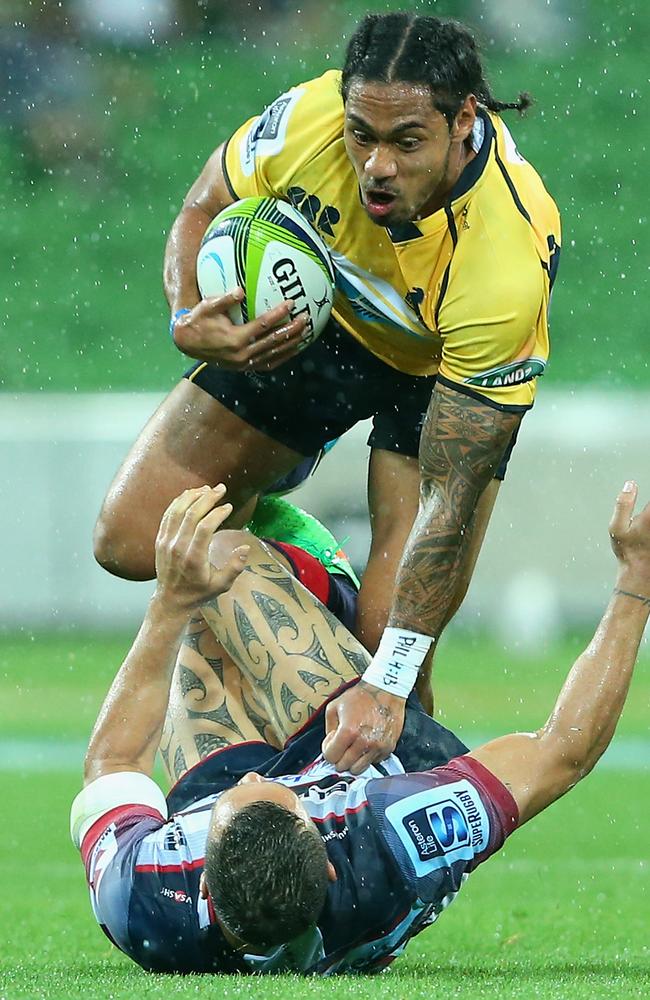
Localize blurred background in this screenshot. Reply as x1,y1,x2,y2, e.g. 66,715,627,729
0,0,648,639
3,5,650,987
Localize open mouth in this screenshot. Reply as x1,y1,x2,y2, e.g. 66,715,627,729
364,189,397,217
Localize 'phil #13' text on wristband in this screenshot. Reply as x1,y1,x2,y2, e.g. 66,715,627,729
361,627,434,699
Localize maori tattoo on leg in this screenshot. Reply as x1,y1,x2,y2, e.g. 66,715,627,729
172,745,187,781
251,590,299,640
161,615,277,784
388,384,521,637
341,644,371,677
179,663,207,700
162,539,372,780
202,552,369,744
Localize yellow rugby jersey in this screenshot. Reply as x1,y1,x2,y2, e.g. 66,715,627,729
223,70,561,410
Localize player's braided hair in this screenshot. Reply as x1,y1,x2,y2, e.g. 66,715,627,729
205,800,329,949
341,13,532,127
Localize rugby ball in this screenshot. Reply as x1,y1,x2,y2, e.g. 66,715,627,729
196,197,335,350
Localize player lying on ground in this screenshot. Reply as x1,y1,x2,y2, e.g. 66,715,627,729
73,482,650,974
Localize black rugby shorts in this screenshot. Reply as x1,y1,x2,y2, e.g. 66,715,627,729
185,317,517,478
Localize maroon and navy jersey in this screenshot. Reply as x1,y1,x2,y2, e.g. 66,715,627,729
71,752,517,975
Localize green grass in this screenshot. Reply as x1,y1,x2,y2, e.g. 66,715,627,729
1,630,649,998
2,628,649,741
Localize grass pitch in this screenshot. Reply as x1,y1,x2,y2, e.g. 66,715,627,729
1,630,649,999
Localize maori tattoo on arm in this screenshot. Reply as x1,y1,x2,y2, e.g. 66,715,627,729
388,384,521,636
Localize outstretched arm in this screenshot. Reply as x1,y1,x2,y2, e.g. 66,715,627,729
323,384,520,772
83,486,248,785
470,482,650,824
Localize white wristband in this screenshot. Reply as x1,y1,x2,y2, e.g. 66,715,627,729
361,627,434,699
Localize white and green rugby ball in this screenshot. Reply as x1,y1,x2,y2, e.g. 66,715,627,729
196,197,335,349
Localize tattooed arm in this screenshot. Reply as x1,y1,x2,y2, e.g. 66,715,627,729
323,385,521,772
389,384,521,634
84,486,248,785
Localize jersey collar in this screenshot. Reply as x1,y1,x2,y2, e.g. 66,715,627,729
447,108,494,203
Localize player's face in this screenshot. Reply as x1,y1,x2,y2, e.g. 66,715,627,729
343,79,475,226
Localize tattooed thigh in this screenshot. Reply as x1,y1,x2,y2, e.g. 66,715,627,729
160,615,281,785
200,538,370,745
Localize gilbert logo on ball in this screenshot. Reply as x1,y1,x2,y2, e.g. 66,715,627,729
197,197,335,349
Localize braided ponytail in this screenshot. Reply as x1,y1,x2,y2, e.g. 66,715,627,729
482,92,533,115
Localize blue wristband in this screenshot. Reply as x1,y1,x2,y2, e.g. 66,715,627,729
169,308,191,337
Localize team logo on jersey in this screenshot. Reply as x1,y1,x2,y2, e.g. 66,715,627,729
464,357,546,389
286,186,340,238
403,799,470,862
385,780,489,875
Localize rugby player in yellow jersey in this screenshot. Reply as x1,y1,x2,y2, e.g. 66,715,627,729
94,13,561,762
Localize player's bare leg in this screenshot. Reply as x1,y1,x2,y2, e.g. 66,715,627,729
202,532,369,744
93,379,303,581
161,534,368,782
160,617,274,784
355,449,420,657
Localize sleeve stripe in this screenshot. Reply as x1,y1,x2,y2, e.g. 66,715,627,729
436,375,533,414
221,140,239,200
135,856,205,874
453,755,519,834
80,804,165,871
